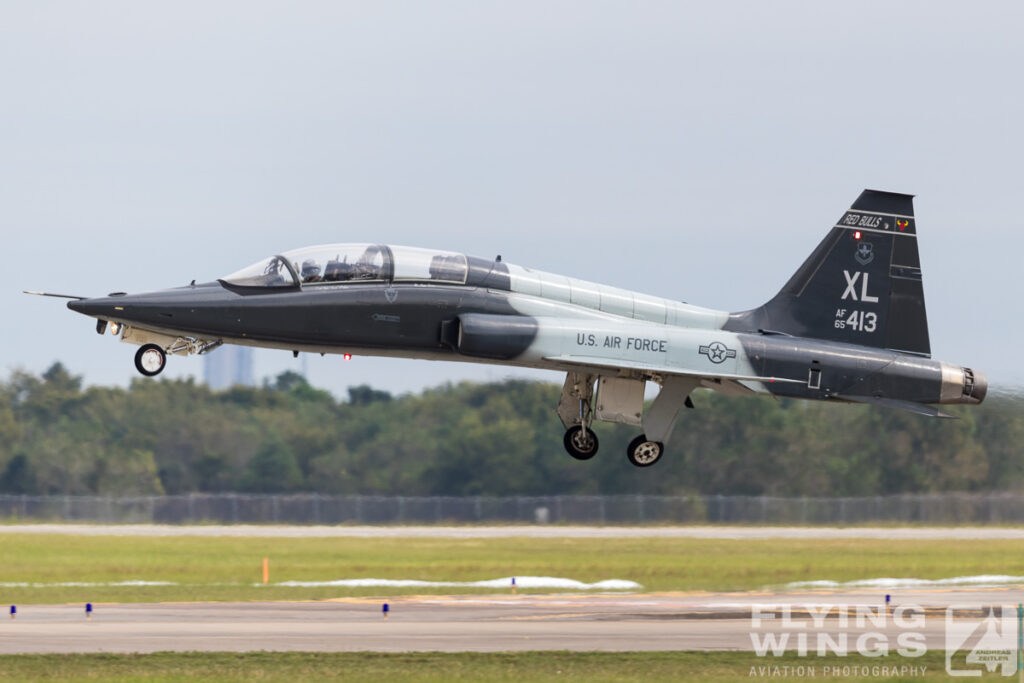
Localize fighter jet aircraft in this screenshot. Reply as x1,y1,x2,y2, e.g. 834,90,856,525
31,189,987,467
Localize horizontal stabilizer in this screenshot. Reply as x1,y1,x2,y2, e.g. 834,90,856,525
837,394,956,419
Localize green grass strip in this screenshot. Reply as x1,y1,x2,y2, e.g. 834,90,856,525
0,651,950,682
2,534,1023,603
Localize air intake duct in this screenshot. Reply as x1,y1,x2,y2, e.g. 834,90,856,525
443,313,539,360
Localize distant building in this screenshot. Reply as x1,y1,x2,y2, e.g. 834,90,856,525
203,345,254,390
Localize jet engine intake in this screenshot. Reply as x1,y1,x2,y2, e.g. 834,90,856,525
448,313,538,360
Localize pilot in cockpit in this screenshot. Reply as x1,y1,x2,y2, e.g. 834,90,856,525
325,256,352,282
300,259,322,283
352,246,383,280
318,247,385,282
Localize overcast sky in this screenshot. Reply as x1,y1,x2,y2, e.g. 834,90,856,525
2,1,1021,396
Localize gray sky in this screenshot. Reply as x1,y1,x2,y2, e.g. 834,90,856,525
2,1,1021,396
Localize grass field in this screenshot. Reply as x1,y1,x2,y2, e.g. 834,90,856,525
1,533,1023,603
0,651,949,682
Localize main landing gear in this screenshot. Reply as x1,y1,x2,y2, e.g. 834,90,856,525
564,425,599,460
558,372,601,460
627,435,664,467
562,425,663,467
557,372,698,468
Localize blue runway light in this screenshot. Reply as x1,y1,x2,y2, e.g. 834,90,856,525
9,605,15,619
86,603,93,620
382,602,389,618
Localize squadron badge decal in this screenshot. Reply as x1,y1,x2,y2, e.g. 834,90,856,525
855,241,874,265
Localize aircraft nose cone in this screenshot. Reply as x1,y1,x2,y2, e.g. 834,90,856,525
67,298,107,316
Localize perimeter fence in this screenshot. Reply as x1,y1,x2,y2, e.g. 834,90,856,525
2,492,1024,525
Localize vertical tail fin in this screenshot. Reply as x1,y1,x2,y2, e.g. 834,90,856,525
725,189,930,356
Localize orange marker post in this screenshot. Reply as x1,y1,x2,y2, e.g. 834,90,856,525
262,557,269,585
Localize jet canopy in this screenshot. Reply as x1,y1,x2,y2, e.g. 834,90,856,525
221,244,470,288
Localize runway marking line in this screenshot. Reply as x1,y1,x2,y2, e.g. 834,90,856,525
499,613,594,621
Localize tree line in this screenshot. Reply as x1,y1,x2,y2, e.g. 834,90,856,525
0,363,1021,497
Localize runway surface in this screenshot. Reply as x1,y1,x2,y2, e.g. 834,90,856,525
4,523,1024,539
3,588,1022,654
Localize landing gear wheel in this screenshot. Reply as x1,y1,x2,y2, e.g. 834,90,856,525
564,426,599,460
627,435,664,467
134,344,167,377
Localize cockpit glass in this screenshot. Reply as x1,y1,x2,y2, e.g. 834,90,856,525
222,244,470,289
221,255,297,288
391,246,468,284
283,244,388,284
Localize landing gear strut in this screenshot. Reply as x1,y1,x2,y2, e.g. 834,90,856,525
564,426,599,460
558,372,599,459
134,344,167,377
627,434,664,467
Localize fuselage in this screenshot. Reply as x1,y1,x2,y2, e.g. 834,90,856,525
67,242,986,410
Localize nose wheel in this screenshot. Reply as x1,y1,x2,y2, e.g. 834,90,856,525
627,435,663,467
563,426,599,460
134,344,167,377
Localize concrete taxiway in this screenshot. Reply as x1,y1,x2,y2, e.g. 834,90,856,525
3,588,1021,654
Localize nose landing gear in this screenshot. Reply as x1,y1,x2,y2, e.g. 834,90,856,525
134,344,167,377
121,328,222,377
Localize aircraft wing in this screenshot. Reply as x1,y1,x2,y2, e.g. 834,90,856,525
542,354,805,386
835,394,957,419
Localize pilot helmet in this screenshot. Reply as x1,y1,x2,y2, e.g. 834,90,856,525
301,259,321,279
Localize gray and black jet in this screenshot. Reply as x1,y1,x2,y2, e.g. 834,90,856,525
33,190,987,467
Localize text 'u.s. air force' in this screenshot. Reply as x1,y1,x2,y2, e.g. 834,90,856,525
576,334,667,352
